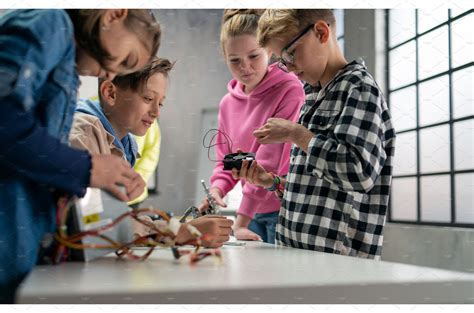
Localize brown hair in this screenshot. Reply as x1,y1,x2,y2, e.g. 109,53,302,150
98,57,174,103
220,9,264,53
111,57,174,91
257,9,336,47
67,9,161,70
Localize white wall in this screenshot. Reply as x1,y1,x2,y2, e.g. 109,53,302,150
141,10,232,214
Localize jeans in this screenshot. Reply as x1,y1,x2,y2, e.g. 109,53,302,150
248,211,279,244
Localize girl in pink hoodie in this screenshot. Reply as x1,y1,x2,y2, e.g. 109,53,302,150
198,9,305,243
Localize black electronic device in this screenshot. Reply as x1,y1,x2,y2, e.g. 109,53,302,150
223,152,256,170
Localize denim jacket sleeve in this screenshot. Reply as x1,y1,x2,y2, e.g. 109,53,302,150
0,10,91,196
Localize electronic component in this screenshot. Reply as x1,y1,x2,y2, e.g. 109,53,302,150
67,188,134,262
223,152,256,170
179,206,201,223
179,180,221,223
202,128,256,171
201,179,219,215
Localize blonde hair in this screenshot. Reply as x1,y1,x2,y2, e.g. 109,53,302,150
257,9,336,47
220,9,264,53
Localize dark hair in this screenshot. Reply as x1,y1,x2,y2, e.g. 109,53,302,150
112,57,174,91
98,57,174,103
66,9,161,70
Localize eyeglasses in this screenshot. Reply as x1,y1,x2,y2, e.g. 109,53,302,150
277,23,329,73
277,24,314,73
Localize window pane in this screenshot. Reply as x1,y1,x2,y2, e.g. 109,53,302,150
455,173,474,223
389,86,416,131
390,177,417,221
393,131,417,175
450,9,468,18
454,119,474,171
420,175,451,222
389,9,416,47
418,9,448,34
452,66,474,119
389,41,416,90
419,75,450,126
420,125,450,173
338,37,345,55
334,9,344,39
451,14,474,68
418,26,449,80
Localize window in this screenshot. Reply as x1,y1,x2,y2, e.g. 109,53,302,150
386,9,473,227
333,9,345,53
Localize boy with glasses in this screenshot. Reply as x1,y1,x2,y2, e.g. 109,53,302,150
233,9,396,259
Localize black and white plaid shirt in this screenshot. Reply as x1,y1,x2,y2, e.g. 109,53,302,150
276,58,396,259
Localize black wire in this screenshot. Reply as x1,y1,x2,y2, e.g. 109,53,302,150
202,128,233,162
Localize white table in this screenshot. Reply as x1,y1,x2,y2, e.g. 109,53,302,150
17,241,474,304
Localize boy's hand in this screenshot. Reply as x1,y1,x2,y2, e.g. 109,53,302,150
234,227,262,241
176,215,234,248
132,215,154,239
127,175,146,202
231,160,273,188
197,187,227,213
253,118,297,144
89,154,142,202
254,119,314,153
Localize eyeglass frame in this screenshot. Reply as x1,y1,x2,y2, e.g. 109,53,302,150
277,23,329,72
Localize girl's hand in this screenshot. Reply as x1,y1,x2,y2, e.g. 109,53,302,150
233,227,262,241
197,187,227,213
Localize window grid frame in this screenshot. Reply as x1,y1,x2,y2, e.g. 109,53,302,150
335,9,344,53
386,9,474,228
